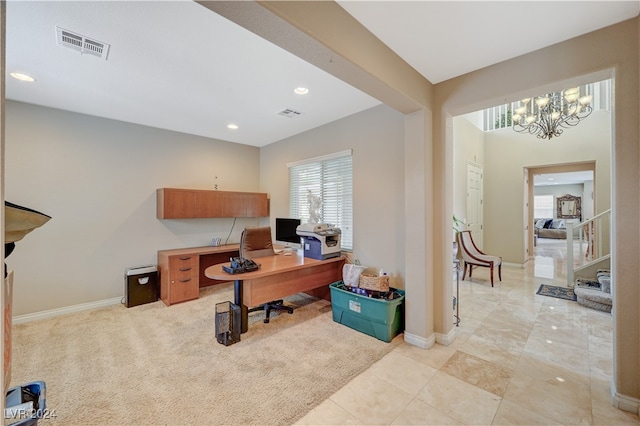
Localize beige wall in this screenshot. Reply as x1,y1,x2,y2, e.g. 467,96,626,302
451,110,608,265
5,101,263,315
482,111,610,264
452,115,485,240
260,104,405,281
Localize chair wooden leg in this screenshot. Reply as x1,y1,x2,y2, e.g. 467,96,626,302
462,263,468,280
498,265,502,281
469,264,473,278
490,266,494,287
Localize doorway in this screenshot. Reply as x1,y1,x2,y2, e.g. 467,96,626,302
527,163,597,261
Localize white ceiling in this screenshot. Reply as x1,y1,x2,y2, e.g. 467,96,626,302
337,1,640,85
6,1,639,147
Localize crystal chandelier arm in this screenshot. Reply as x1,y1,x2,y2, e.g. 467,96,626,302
511,87,593,140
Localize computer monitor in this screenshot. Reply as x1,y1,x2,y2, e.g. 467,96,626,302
275,217,302,248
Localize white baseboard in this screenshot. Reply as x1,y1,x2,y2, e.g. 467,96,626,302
404,331,435,349
13,297,123,325
611,379,640,415
435,327,457,346
503,261,525,269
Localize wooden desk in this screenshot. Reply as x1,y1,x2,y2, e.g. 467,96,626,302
205,252,345,333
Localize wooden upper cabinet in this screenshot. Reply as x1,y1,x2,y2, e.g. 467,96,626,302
241,192,269,218
195,191,226,218
157,188,197,219
157,188,268,219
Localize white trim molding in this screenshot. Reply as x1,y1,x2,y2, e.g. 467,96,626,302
13,297,122,325
611,380,640,415
435,327,457,346
404,331,435,349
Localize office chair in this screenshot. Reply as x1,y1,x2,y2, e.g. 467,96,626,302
240,226,294,323
457,230,502,287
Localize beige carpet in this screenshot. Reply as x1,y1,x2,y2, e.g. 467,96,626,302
10,283,402,425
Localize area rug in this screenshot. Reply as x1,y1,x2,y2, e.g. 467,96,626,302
9,283,402,425
536,284,577,301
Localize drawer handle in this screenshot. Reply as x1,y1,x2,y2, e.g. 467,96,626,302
179,267,192,272
179,278,192,283
179,256,192,261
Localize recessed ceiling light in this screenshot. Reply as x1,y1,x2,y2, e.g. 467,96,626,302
294,87,309,95
10,72,36,82
227,123,238,130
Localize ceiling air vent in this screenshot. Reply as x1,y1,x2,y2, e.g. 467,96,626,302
55,27,110,60
277,108,303,118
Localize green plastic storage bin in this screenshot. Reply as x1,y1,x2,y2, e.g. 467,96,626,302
329,281,405,342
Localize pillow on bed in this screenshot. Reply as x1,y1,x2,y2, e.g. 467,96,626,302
552,219,565,229
543,219,554,229
535,219,546,229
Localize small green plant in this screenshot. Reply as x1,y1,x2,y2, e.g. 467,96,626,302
453,214,466,233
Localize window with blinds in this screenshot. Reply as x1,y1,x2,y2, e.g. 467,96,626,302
534,195,554,218
288,150,353,250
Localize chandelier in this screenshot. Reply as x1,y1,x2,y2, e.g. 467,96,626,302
512,88,593,139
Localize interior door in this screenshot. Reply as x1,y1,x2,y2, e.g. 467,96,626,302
466,162,483,249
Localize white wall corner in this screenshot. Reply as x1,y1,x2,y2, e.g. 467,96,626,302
611,380,640,415
404,331,435,349
435,327,457,346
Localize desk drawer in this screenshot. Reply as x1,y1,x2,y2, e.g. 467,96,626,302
170,267,196,282
169,255,198,280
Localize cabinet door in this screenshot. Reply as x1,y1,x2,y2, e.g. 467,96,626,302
169,278,199,303
244,193,268,217
220,192,268,217
157,189,197,219
195,191,224,218
221,192,246,217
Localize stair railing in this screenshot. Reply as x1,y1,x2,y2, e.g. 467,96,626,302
566,209,611,286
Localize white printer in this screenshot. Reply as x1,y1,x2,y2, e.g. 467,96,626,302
296,223,342,260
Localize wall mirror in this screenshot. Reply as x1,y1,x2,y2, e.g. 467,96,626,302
557,194,581,219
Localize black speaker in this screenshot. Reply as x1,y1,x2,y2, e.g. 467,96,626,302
125,265,158,308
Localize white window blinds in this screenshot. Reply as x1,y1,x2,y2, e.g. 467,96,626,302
288,150,353,250
534,195,554,218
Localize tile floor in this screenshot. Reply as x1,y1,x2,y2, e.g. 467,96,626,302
296,239,640,425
